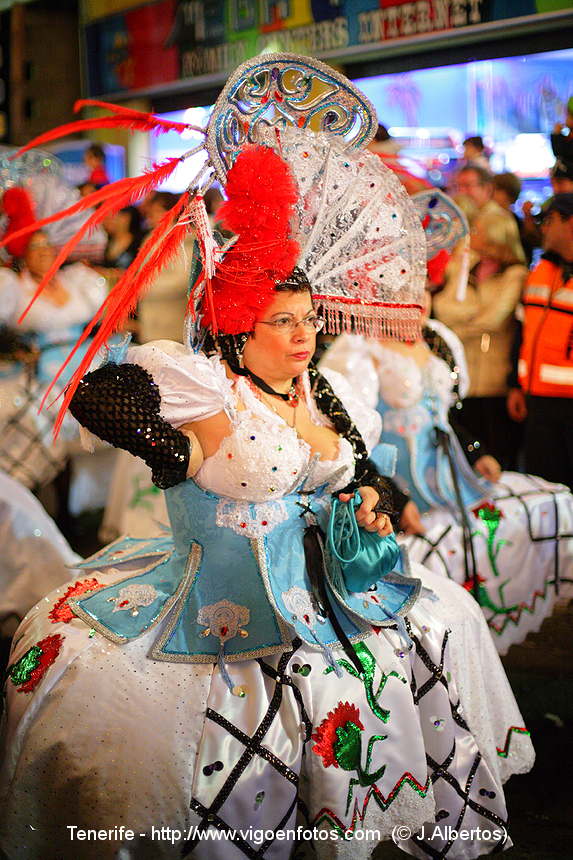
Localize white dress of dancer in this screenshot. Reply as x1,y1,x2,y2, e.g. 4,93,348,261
0,342,533,860
320,327,573,655
0,266,114,509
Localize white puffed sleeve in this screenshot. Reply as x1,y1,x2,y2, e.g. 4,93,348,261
425,318,470,400
318,334,380,409
127,340,235,427
319,365,382,454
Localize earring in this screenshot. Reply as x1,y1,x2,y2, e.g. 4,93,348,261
237,332,249,368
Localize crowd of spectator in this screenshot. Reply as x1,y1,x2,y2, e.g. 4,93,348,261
2,108,572,493
428,108,573,486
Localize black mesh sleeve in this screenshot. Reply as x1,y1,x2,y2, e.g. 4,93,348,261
69,362,190,490
385,478,410,521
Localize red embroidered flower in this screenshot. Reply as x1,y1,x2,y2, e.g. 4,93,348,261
48,579,104,624
312,702,364,769
9,634,64,693
463,574,487,591
472,502,503,521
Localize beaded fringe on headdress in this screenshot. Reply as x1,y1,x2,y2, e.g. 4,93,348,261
314,298,422,341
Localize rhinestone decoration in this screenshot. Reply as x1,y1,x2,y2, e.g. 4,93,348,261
206,53,377,183
265,128,426,341
411,189,470,258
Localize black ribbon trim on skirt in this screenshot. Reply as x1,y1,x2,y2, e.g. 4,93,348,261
434,426,480,604
302,522,364,676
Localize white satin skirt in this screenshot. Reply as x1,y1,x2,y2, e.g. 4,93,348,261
402,473,573,654
0,565,534,860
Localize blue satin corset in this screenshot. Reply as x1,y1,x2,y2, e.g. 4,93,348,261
71,476,421,665
372,357,486,514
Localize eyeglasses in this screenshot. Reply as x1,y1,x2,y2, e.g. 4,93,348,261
256,313,325,333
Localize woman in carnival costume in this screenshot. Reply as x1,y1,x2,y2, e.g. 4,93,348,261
1,56,533,859
321,191,573,655
0,151,108,492
0,161,109,632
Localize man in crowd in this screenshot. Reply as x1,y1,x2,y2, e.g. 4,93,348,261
521,158,573,255
507,193,573,489
493,171,534,265
463,135,490,171
433,165,527,469
551,96,573,163
84,143,109,188
550,157,573,195
455,165,526,261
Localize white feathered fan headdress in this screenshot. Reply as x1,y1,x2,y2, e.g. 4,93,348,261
270,128,426,340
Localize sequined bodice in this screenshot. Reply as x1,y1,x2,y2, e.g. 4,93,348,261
373,346,455,425
127,341,381,511
194,375,355,501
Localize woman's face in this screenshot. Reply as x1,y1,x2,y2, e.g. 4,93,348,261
242,290,316,381
24,232,56,278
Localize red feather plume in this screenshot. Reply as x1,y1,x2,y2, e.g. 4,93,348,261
74,99,205,134
200,145,300,334
427,249,450,286
11,99,205,161
46,192,190,435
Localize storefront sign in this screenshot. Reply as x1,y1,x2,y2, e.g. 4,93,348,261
83,0,573,96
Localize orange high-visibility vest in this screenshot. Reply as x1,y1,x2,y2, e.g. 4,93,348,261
518,257,573,397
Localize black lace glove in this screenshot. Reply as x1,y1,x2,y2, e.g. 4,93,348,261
342,458,401,526
69,362,190,489
384,479,410,524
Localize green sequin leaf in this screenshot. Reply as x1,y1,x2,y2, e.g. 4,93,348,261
9,646,42,686
334,721,363,771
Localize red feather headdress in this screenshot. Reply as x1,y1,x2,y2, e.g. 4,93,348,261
6,103,301,434
199,144,300,335
11,98,203,160
0,99,206,268
1,187,37,257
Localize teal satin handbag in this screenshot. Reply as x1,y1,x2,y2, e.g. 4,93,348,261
327,492,400,594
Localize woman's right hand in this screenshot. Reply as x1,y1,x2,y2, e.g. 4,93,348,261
507,387,527,422
338,487,393,537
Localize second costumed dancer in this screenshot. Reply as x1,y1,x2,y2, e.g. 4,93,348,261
321,192,573,654
1,56,533,859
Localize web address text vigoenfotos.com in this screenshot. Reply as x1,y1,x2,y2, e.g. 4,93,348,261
65,823,508,845
65,825,383,845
